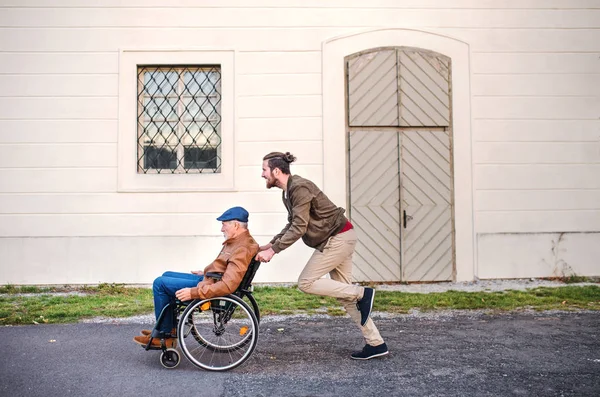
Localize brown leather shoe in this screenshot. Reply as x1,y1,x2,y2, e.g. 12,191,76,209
133,335,176,348
140,328,176,337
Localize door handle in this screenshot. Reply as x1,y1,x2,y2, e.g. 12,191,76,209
403,210,413,228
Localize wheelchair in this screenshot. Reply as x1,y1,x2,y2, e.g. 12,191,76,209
142,258,261,371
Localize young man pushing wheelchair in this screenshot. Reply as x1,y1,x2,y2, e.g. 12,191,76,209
256,151,389,360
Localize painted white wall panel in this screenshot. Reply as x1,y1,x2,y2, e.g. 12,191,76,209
238,52,321,74
1,8,598,29
0,236,215,284
472,53,600,74
472,97,599,120
472,74,600,97
237,96,322,118
435,29,600,52
477,190,600,211
476,210,600,233
1,0,598,8
0,74,117,97
238,74,321,96
0,53,118,74
0,28,354,52
473,120,600,142
0,169,116,193
0,144,117,168
237,141,322,166
0,120,117,143
3,28,599,53
237,117,322,142
0,98,117,119
477,232,600,279
473,142,600,164
475,165,600,190
0,192,283,214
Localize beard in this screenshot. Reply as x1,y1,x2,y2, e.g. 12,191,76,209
265,177,277,189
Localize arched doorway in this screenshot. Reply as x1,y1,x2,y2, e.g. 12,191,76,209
321,29,474,282
346,47,454,282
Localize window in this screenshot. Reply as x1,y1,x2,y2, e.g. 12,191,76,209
118,50,235,192
137,66,222,174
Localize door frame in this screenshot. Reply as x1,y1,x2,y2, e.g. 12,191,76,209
322,28,474,282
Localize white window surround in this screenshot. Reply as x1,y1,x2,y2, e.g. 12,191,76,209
118,49,235,192
321,29,475,281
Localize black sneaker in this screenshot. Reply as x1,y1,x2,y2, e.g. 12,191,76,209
351,343,389,360
356,287,375,326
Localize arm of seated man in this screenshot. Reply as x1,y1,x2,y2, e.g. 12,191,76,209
176,246,255,301
174,270,204,301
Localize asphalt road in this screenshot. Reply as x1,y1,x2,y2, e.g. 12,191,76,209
2,311,599,397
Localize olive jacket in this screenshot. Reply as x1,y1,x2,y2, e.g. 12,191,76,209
270,175,348,253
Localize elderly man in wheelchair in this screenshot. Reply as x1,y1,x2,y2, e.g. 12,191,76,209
133,206,261,371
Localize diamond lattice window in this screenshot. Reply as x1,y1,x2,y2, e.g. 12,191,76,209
137,66,222,173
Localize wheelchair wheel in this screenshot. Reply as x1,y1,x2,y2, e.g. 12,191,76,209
177,295,259,371
160,348,180,369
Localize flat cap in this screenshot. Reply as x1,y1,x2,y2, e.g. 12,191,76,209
216,206,249,223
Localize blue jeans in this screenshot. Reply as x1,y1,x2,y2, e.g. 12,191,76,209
152,271,203,334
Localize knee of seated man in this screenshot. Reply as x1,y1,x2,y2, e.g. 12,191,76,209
152,276,164,290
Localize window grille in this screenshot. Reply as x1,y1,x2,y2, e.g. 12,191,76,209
137,66,222,173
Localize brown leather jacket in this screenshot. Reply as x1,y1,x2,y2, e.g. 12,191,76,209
270,175,348,253
190,229,259,300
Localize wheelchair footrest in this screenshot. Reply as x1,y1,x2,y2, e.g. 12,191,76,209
143,337,178,351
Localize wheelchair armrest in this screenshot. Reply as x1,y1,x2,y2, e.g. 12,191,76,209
205,272,224,281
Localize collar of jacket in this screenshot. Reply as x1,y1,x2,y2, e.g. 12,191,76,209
284,174,298,194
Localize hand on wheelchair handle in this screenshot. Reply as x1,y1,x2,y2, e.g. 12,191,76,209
256,247,275,263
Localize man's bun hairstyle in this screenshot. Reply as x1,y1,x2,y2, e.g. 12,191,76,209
263,152,296,174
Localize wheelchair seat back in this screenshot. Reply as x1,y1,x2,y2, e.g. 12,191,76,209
236,258,261,295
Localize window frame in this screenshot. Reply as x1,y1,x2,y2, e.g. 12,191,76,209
118,49,235,192
137,65,223,174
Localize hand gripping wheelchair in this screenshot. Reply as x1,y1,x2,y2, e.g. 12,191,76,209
143,258,261,371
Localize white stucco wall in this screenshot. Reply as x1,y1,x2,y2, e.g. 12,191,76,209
0,0,598,284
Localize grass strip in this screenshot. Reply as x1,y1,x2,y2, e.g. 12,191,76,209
0,285,598,326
